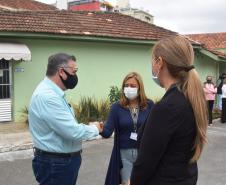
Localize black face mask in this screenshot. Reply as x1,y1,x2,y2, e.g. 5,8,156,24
207,80,212,84
60,69,78,89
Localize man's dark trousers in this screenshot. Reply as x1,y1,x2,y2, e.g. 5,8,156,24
32,152,81,185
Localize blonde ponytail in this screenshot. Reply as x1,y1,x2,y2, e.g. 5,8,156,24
182,70,208,162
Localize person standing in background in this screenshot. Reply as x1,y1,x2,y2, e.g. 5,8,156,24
217,73,226,111
203,76,217,126
221,78,226,123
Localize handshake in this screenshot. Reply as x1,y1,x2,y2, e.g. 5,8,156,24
90,121,104,133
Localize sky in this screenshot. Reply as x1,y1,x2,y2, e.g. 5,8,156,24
36,0,226,34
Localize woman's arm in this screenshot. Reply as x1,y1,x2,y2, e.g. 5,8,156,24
210,84,217,93
100,104,118,138
204,84,217,94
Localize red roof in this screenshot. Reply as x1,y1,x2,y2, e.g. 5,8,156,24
0,0,56,11
187,33,226,49
0,10,178,41
187,33,226,59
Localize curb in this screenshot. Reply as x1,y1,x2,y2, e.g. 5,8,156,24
0,143,33,153
0,135,104,153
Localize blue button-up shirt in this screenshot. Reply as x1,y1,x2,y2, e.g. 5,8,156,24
28,77,99,153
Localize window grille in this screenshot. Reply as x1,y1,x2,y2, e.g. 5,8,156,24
0,59,11,99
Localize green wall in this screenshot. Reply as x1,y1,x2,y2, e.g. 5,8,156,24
9,38,164,121
219,62,226,74
194,52,218,83
214,47,226,75
0,37,220,121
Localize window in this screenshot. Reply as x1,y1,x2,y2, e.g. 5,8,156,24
0,59,10,99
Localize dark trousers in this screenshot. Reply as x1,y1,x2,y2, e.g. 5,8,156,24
32,153,81,185
207,100,214,124
222,98,226,123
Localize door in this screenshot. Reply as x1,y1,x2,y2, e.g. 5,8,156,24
0,59,12,122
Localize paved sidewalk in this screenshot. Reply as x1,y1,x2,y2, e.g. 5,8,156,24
0,118,225,153
209,118,226,130
0,121,226,185
0,131,32,153
0,124,103,153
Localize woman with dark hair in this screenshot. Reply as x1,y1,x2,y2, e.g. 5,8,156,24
100,72,154,185
131,36,208,185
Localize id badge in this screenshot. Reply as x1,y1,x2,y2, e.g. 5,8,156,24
130,132,138,141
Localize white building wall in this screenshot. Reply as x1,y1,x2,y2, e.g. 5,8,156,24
56,0,68,10
120,9,154,24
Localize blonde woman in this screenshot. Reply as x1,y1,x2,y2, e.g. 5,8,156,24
131,36,208,185
100,72,154,185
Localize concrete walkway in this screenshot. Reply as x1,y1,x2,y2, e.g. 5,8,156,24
0,126,102,153
0,132,32,153
0,118,225,153
0,119,226,185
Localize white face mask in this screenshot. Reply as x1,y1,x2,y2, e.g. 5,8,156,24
152,69,162,87
151,58,163,88
124,87,138,100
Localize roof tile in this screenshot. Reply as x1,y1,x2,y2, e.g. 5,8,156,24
187,33,226,59
187,33,226,49
0,10,177,40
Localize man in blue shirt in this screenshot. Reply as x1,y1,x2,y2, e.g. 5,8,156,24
29,53,102,185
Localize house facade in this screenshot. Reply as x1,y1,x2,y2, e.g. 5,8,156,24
0,10,225,122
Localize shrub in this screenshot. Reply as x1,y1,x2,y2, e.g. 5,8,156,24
19,106,29,124
108,86,121,105
74,97,99,123
98,99,110,121
71,97,110,124
21,97,111,125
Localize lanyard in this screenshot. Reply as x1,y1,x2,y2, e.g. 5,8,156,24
129,107,139,132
